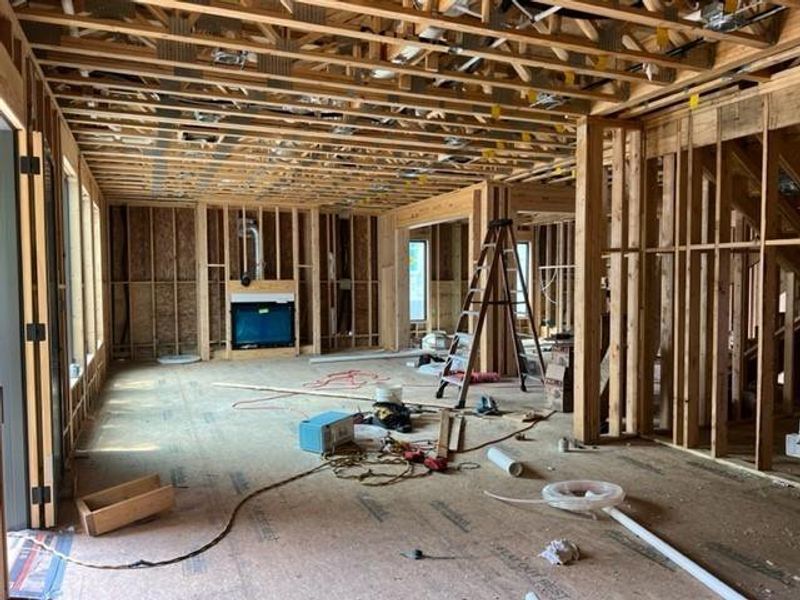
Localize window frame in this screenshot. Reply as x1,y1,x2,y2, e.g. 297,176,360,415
408,239,428,323
515,241,531,316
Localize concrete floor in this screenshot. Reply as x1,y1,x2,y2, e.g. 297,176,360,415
54,356,800,600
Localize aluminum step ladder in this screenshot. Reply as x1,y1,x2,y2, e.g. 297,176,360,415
435,218,546,408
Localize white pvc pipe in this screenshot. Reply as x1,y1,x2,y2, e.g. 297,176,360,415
487,447,523,477
604,507,746,600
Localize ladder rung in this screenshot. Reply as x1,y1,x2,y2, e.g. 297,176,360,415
462,310,480,317
518,333,535,338
441,375,465,387
469,288,484,293
483,242,497,248
454,332,473,342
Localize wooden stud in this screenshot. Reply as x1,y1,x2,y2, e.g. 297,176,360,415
731,210,747,421
784,270,796,414
672,143,686,446
292,208,300,355
196,202,210,361
711,135,732,458
682,134,702,449
311,208,322,354
223,205,231,358
756,102,780,471
608,128,627,438
626,129,643,434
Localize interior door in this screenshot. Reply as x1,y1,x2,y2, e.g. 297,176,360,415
42,149,62,517
17,130,57,528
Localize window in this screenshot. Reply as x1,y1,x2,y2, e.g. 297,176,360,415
93,201,103,347
81,187,96,360
63,162,84,382
409,240,427,322
516,241,530,315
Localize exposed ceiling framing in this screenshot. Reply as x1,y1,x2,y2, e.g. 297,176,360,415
13,0,800,208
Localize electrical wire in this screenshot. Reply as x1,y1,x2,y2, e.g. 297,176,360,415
458,410,554,453
8,454,426,571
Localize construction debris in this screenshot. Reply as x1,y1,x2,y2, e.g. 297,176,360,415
76,474,175,537
308,349,434,364
487,446,523,477
475,395,499,416
539,539,580,566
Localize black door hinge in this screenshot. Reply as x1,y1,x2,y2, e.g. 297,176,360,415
19,155,41,175
25,323,46,342
31,485,51,505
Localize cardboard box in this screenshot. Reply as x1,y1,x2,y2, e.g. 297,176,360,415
545,363,573,413
76,474,175,536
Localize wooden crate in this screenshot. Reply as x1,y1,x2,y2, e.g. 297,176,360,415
76,474,174,536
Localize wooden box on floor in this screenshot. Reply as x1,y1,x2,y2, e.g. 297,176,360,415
76,474,175,536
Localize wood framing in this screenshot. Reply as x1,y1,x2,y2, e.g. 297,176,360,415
573,119,604,443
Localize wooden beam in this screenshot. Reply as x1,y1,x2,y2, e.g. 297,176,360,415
131,0,698,71
574,118,604,443
530,0,770,48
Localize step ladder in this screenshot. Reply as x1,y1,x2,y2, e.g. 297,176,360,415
436,218,546,408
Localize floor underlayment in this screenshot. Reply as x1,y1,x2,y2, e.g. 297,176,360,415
47,356,800,600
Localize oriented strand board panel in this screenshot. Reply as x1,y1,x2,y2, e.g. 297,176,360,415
110,206,127,282
129,283,153,357
128,207,151,282
154,283,176,352
353,215,369,281
153,207,175,282
177,284,197,349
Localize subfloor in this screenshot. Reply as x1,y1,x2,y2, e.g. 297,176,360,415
52,356,800,600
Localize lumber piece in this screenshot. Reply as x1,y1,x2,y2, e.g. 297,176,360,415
76,474,174,536
448,414,464,452
437,409,452,458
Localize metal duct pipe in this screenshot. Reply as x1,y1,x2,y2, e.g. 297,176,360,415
246,223,263,280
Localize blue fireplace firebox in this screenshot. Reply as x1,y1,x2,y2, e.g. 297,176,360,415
231,301,295,349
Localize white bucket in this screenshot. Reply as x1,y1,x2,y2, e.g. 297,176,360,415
375,383,403,404
487,446,523,477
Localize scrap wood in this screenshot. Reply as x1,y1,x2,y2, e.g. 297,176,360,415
308,349,434,365
213,382,454,409
213,382,373,401
437,409,451,458
448,414,464,452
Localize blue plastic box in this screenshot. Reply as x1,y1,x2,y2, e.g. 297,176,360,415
298,411,355,454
